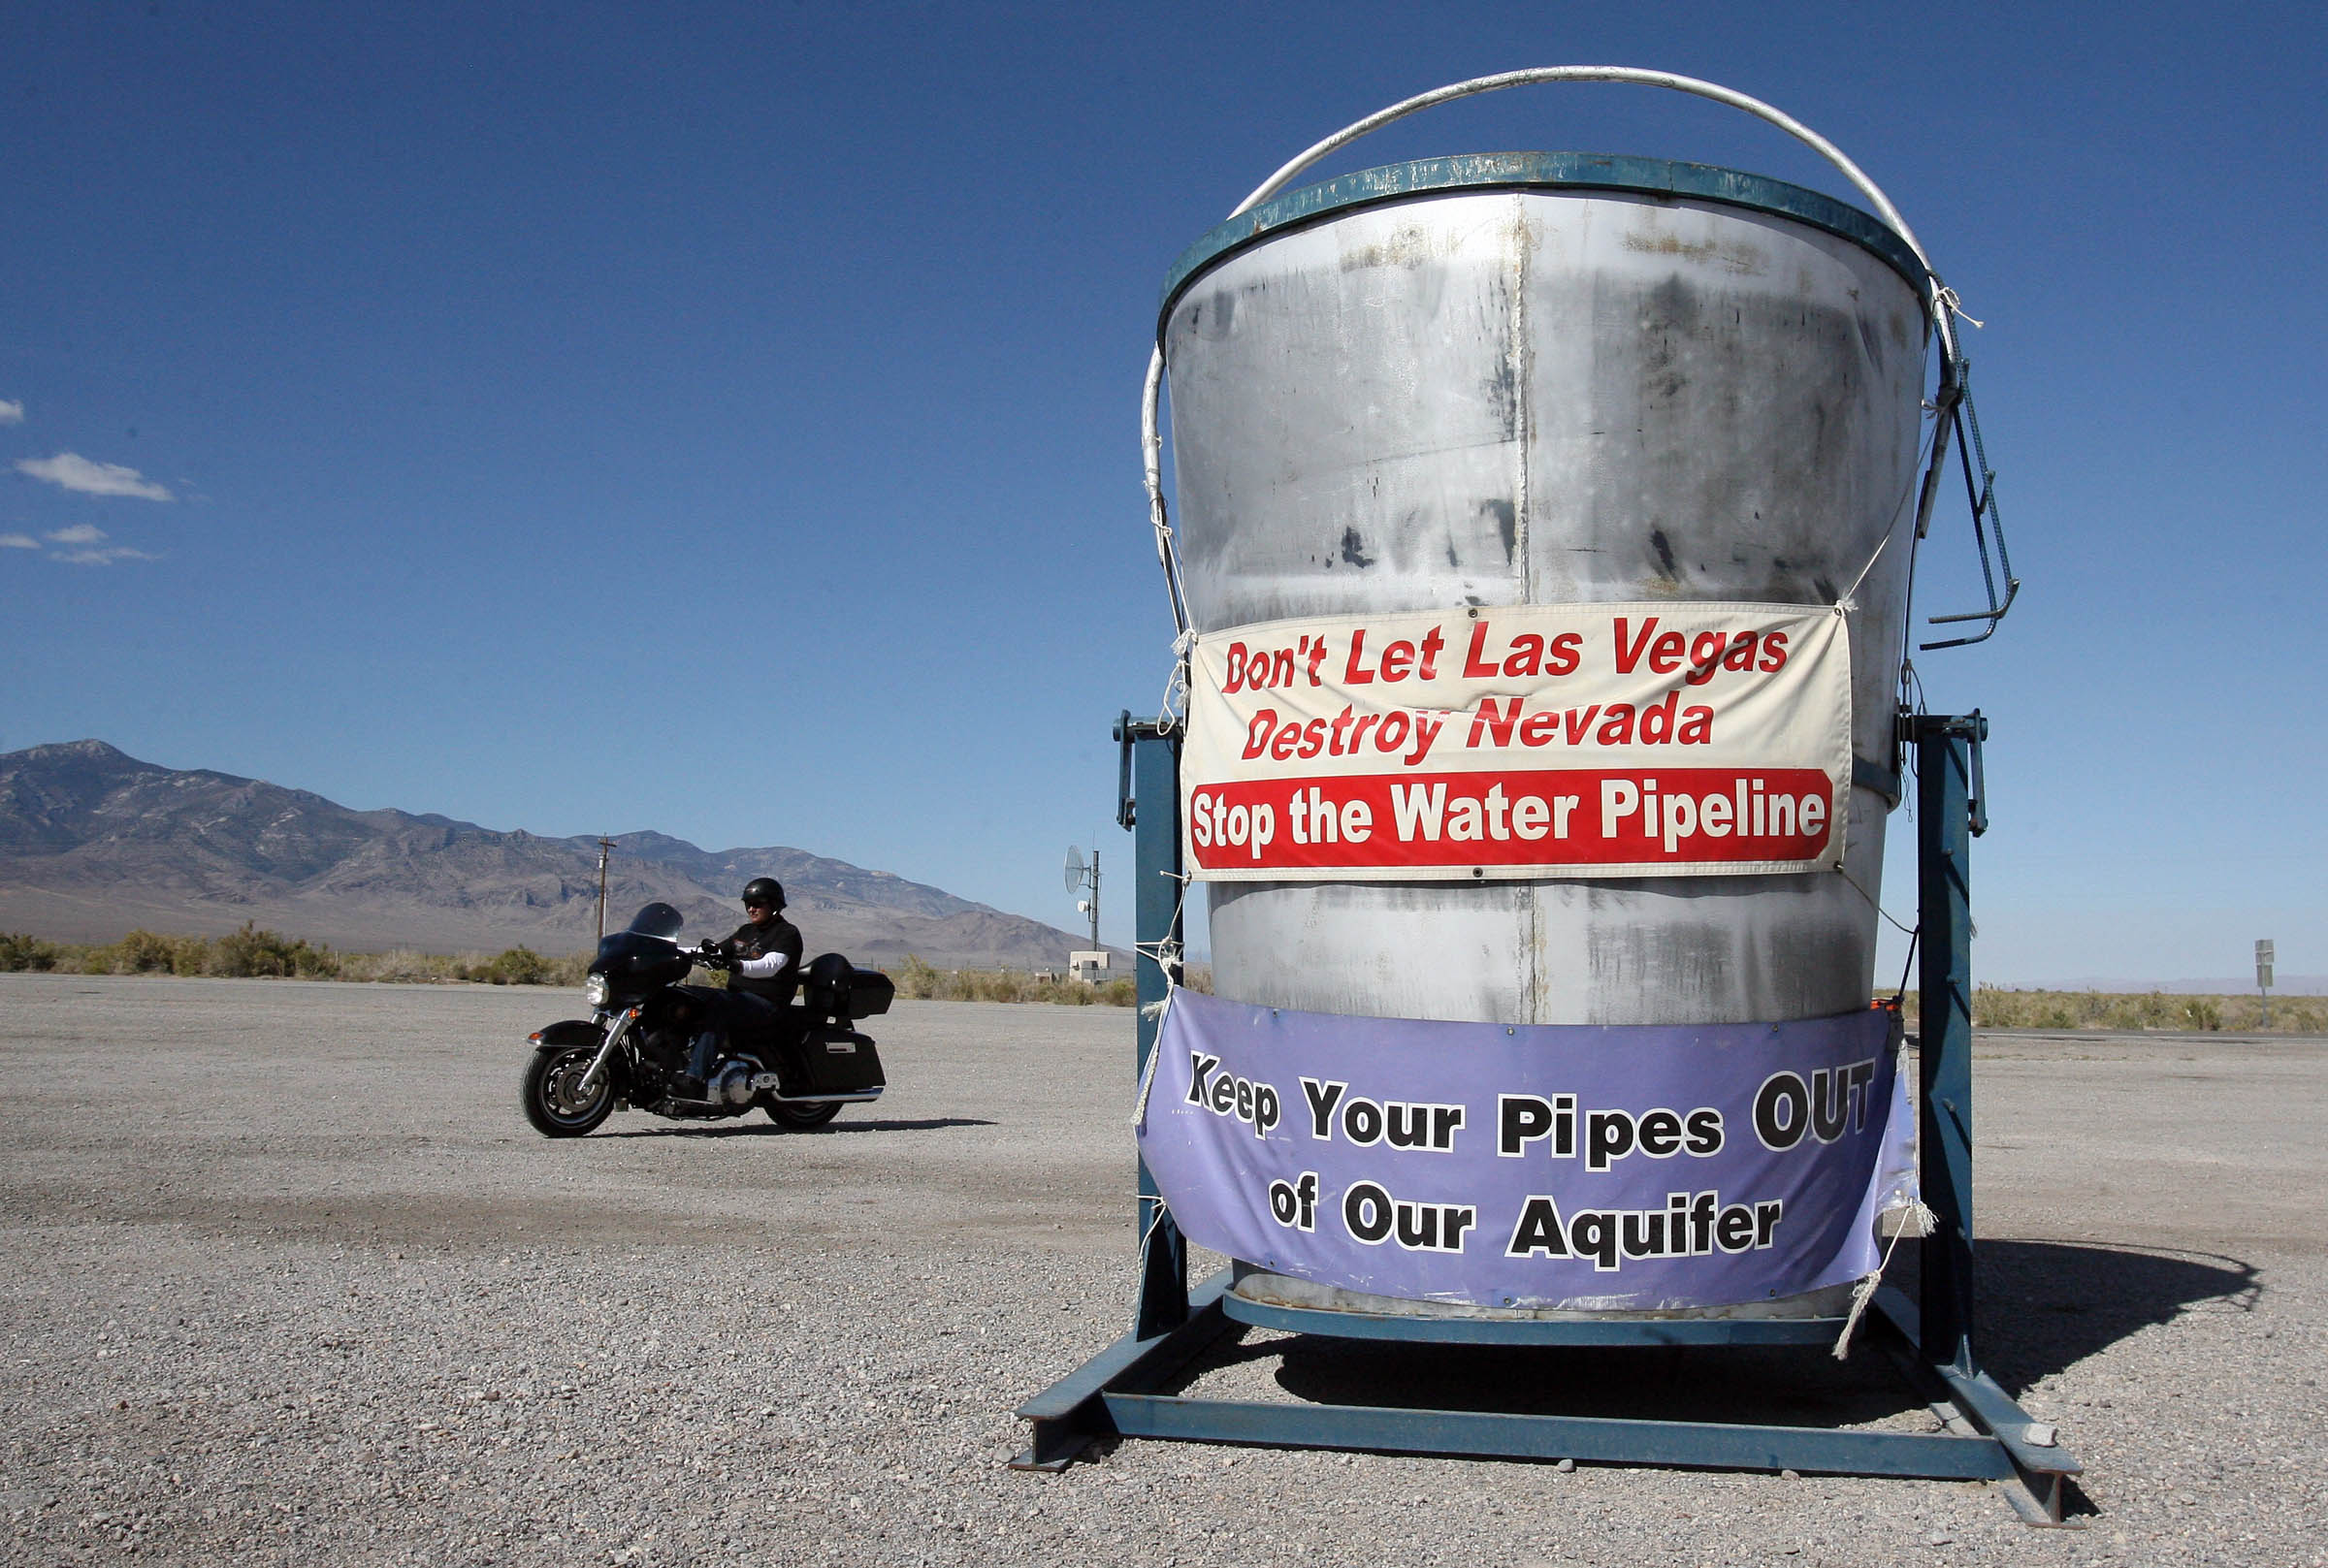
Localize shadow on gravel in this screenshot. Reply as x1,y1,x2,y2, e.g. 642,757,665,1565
598,1116,995,1139
1163,1239,2258,1435
1258,1336,1914,1430
1962,1238,2260,1392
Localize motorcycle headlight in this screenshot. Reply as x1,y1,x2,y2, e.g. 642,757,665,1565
584,973,611,1008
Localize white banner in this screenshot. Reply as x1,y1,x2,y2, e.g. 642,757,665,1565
1182,603,1852,881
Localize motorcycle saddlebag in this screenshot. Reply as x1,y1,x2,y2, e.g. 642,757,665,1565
803,953,895,1020
795,1029,886,1094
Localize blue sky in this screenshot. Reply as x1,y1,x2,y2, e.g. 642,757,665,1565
2,1,2320,985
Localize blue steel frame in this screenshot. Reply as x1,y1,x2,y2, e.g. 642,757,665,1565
1015,711,2079,1525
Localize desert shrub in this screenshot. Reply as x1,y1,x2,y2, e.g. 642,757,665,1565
111,929,184,974
208,921,337,978
56,944,113,975
882,956,1137,1007
2217,993,2328,1033
324,947,588,985
470,945,553,985
0,931,1139,1007
956,968,1032,1003
891,954,942,1000
2037,994,2088,1030
1956,986,2325,1036
66,929,211,975
336,948,466,983
474,946,590,986
0,932,60,972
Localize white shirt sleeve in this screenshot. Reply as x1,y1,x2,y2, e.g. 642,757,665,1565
735,950,793,979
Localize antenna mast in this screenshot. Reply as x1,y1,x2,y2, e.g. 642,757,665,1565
1065,846,1102,953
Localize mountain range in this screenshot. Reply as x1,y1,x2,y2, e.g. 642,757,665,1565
0,740,1099,969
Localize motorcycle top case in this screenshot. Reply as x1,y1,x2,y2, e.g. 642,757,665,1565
803,952,894,1021
796,1029,887,1094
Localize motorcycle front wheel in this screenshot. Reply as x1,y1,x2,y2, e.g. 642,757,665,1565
763,1099,843,1130
521,1044,615,1136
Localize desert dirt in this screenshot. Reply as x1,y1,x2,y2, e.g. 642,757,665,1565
1,973,2322,1566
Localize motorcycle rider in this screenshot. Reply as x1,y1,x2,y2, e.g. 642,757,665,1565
720,877,806,1006
674,878,804,1099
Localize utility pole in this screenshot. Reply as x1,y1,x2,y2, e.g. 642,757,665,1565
596,837,615,940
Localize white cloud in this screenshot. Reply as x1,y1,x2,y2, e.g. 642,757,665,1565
15,452,174,500
22,523,159,563
0,532,38,549
0,399,22,426
49,545,160,565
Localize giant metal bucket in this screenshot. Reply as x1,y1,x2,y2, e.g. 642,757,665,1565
1167,152,1926,1027
1139,78,1945,1322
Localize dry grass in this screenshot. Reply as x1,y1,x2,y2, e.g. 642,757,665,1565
0,927,587,986
889,954,1137,1007
1896,985,2324,1035
0,928,1155,1007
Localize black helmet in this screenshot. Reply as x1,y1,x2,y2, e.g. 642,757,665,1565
741,877,785,912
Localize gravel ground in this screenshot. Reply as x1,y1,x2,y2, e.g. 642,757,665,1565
1,974,2322,1566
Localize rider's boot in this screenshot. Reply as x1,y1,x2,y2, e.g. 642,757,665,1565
671,1027,723,1101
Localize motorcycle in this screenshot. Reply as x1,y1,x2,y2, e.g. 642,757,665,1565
520,901,893,1137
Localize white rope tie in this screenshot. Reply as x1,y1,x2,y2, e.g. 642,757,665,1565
1130,999,1171,1126
1131,1191,1176,1290
1131,866,1195,979
1836,529,1890,615
1933,285,1985,330
1129,869,1193,1128
1841,412,1930,616
1159,627,1196,725
1831,1200,1936,1359
1130,848,1190,1129
1135,938,1185,973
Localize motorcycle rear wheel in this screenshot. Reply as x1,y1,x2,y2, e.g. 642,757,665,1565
522,1044,615,1136
763,1099,843,1130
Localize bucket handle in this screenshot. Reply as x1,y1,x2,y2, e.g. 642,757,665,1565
1142,68,1963,644
1231,68,1934,279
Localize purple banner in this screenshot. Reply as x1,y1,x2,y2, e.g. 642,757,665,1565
1138,990,1912,1311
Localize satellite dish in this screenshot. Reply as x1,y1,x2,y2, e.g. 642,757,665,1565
1063,846,1085,893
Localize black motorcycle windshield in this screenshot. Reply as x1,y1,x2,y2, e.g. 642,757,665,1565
625,902,686,940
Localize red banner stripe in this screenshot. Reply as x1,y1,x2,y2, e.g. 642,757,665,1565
1187,768,1835,872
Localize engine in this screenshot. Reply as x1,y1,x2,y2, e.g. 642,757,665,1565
708,1060,772,1107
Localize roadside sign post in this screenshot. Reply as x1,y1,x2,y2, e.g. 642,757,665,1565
2256,939,2275,1027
